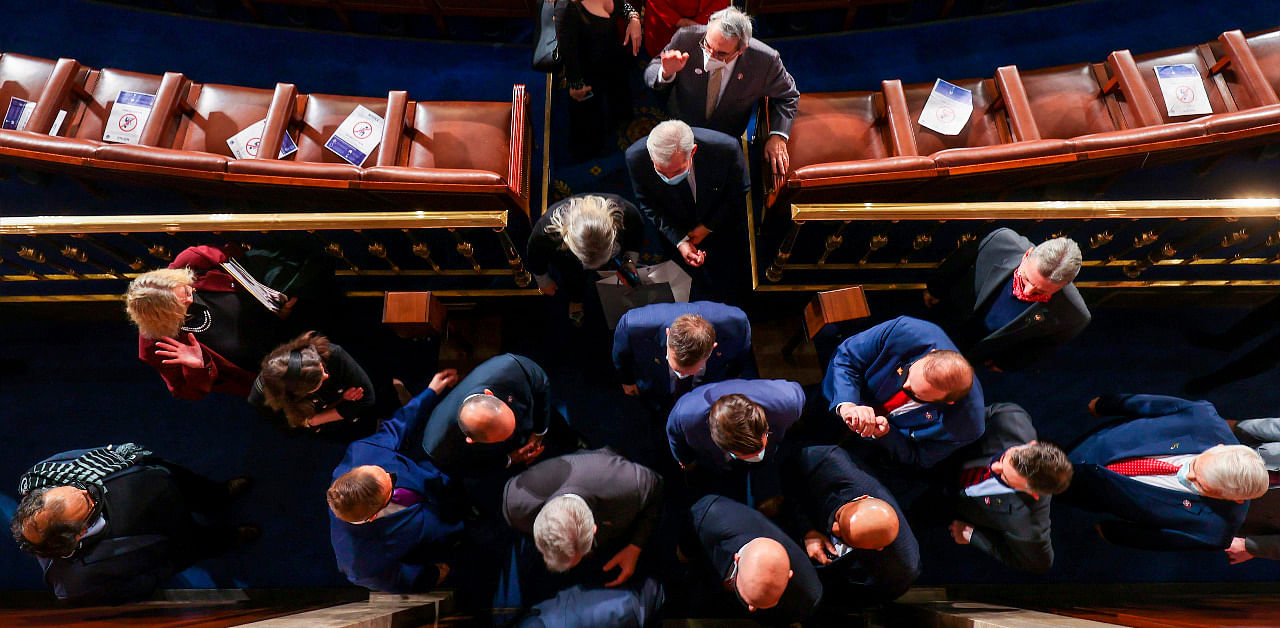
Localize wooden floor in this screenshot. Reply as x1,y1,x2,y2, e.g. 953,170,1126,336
1049,595,1280,628
0,601,334,627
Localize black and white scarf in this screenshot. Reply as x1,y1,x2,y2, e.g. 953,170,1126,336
18,443,153,496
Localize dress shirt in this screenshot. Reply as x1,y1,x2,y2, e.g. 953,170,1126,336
1121,454,1199,493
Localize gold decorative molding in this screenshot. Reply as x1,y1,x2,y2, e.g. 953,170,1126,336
0,210,509,235
791,199,1280,221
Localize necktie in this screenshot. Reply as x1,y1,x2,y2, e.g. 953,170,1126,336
959,466,993,489
705,67,725,119
390,487,425,507
875,390,911,416
1106,458,1180,476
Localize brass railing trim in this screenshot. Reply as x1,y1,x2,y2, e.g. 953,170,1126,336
0,289,541,303
752,280,1280,292
786,257,1280,271
792,199,1280,221
0,211,509,235
0,269,518,282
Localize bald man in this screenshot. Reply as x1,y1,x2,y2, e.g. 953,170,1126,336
689,495,821,624
780,445,919,607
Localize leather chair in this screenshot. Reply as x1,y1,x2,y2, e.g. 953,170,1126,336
1200,30,1280,138
0,54,90,159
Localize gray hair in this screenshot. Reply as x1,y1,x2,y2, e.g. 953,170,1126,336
709,6,752,49
1031,237,1083,285
646,120,695,166
1200,444,1269,500
533,495,595,572
545,195,624,269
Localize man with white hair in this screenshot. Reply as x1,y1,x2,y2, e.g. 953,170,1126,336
924,227,1091,371
644,6,799,181
625,120,750,299
1060,394,1268,550
503,448,663,592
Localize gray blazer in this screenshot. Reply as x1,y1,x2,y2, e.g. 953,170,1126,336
644,25,799,138
1233,419,1280,560
503,448,664,553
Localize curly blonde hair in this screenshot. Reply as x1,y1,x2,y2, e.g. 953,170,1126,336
125,268,195,339
545,195,624,269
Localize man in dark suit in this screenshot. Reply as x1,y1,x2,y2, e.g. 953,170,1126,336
1225,418,1280,563
11,444,255,604
821,316,985,469
1061,394,1268,550
689,494,821,625
419,354,558,478
328,369,464,592
503,448,663,590
667,379,805,507
516,577,664,628
644,6,799,180
625,120,750,300
780,445,919,607
924,228,1090,372
946,403,1072,573
612,301,752,413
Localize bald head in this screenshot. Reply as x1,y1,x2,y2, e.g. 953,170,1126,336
458,392,516,443
910,350,973,403
833,497,899,550
735,537,793,611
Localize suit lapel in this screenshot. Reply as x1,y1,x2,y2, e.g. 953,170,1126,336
974,260,1017,313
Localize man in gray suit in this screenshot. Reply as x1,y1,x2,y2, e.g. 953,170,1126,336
644,6,799,182
504,448,663,589
1225,418,1280,564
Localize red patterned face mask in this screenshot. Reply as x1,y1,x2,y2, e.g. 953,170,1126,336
1011,268,1052,303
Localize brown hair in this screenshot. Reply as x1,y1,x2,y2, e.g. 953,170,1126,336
327,468,385,521
709,394,768,455
258,331,332,427
919,350,974,402
667,314,716,367
1009,442,1073,495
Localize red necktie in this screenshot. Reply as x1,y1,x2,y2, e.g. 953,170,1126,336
877,390,911,416
959,466,993,489
1106,458,1180,476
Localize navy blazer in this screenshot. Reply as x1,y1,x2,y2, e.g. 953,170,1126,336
612,301,752,406
625,127,750,249
780,445,920,605
821,316,985,469
1065,394,1248,550
332,386,464,592
691,495,821,625
667,379,805,472
420,354,551,476
518,577,665,628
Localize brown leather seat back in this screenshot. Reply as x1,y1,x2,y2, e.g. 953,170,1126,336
72,68,165,142
1018,62,1117,138
904,78,1005,154
174,83,276,155
399,101,511,173
0,53,57,110
292,94,388,164
1133,47,1228,122
1246,30,1280,103
786,92,888,171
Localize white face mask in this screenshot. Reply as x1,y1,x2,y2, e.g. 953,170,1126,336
674,369,695,380
704,51,728,73
734,449,765,463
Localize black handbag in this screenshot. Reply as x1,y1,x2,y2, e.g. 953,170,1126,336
532,0,568,73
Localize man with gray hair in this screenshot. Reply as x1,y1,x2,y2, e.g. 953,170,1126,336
644,6,799,182
503,448,663,596
924,227,1091,371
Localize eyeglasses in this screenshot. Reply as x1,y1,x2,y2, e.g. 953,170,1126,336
60,490,98,558
699,36,739,61
725,559,751,610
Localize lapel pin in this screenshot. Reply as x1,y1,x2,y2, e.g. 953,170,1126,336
1171,443,1180,450
737,73,744,80
983,497,991,505
654,358,662,364
1182,500,1192,508
925,412,933,421
694,68,703,75
507,396,514,403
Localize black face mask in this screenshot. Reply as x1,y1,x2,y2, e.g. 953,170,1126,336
898,362,930,405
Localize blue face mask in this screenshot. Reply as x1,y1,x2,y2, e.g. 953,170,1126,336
1176,464,1200,494
655,165,689,186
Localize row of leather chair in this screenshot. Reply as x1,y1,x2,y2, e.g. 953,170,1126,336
0,53,531,216
769,27,1280,213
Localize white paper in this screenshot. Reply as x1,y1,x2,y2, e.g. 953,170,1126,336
226,118,298,160
918,79,973,136
103,91,156,144
2,97,36,131
49,109,67,136
324,105,384,166
1154,64,1213,117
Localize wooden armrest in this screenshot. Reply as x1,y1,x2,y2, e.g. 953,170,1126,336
256,82,297,161
28,58,80,134
881,79,919,156
138,72,187,147
1218,29,1280,107
995,65,1041,142
1106,50,1163,127
375,90,409,168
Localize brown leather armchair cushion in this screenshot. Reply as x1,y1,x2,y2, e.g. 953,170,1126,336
1067,119,1205,152
0,53,56,111
391,101,511,174
174,83,276,156
791,156,934,181
1248,29,1280,101
71,68,165,143
93,144,229,171
0,131,99,158
786,92,891,173
289,93,388,166
931,138,1070,167
904,78,1007,154
1133,47,1228,123
226,158,362,180
1018,63,1118,139
1201,104,1280,135
361,166,506,185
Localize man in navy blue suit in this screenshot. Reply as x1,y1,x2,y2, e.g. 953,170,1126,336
626,120,751,300
821,316,985,469
329,369,465,592
1061,394,1268,550
612,301,752,413
667,378,804,508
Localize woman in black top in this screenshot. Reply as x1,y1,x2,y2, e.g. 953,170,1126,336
249,331,376,432
528,193,645,323
558,0,642,160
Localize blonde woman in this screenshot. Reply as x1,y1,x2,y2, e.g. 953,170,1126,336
526,193,644,324
125,244,287,400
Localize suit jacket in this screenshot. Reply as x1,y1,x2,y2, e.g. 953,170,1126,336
330,386,464,592
625,127,750,249
612,301,752,407
690,495,821,625
526,193,646,278
503,448,664,553
420,354,551,477
519,577,664,628
667,379,805,473
927,228,1091,371
950,403,1054,573
780,445,919,604
1064,394,1248,550
821,316,985,469
644,25,799,138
